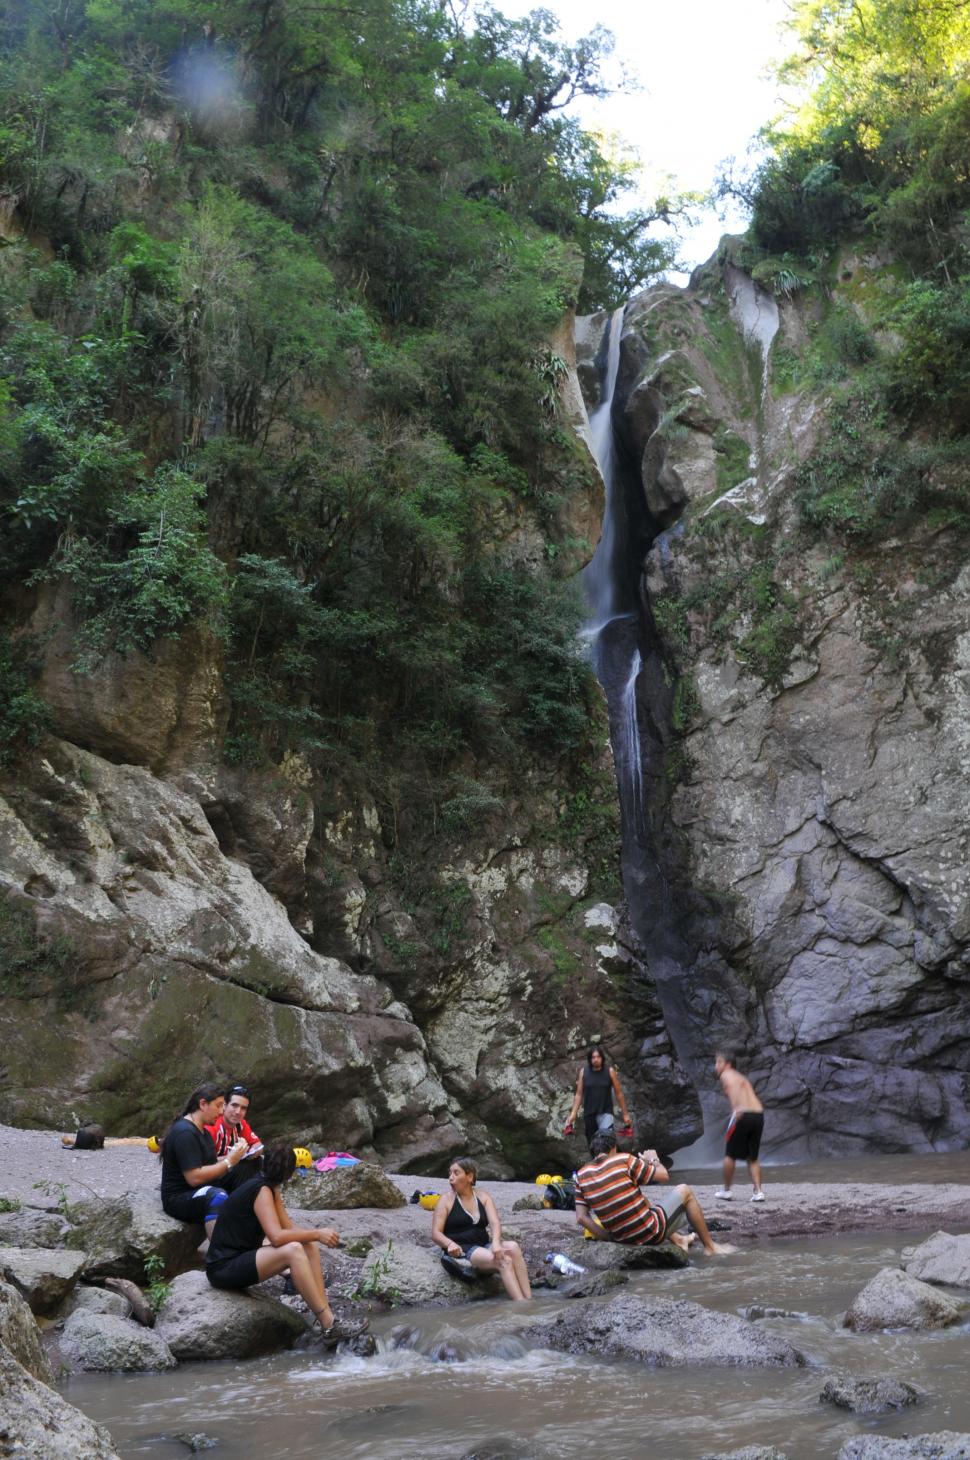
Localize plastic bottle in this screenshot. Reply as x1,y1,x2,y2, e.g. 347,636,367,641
545,1252,585,1276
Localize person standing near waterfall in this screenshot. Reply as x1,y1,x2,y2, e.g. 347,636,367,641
714,1052,766,1202
564,1045,633,1150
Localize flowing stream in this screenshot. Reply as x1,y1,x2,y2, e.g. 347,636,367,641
68,1199,970,1459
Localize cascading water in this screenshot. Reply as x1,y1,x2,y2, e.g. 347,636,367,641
582,307,647,843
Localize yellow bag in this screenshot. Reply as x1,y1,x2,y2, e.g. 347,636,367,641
418,1192,441,1210
293,1147,313,1169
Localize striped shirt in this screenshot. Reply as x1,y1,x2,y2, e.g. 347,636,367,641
574,1152,665,1245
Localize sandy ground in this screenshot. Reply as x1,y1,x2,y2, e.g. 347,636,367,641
3,1123,970,1252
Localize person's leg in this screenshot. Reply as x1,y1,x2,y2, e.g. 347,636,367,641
676,1183,735,1255
718,1155,736,1195
748,1156,764,1195
255,1241,334,1327
468,1245,527,1300
503,1241,531,1298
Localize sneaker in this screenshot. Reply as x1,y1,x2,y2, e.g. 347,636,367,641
751,1191,766,1202
440,1253,479,1283
714,1189,733,1200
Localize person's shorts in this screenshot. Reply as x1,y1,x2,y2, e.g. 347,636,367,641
647,1187,687,1242
206,1250,260,1290
726,1111,764,1161
163,1185,230,1225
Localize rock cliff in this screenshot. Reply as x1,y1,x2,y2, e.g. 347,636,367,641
0,344,697,1174
579,241,970,1154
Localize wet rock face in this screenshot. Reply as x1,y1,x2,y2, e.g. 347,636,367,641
0,1343,122,1459
820,1372,921,1414
588,242,970,1156
0,1279,54,1383
519,1292,805,1367
59,1310,177,1372
837,1436,970,1460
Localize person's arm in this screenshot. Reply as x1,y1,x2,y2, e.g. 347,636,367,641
240,1119,263,1156
610,1068,632,1126
431,1194,461,1256
634,1149,669,1186
254,1186,339,1247
574,1198,607,1239
181,1134,249,1188
479,1191,504,1252
564,1069,585,1133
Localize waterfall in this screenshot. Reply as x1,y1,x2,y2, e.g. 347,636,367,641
582,307,647,843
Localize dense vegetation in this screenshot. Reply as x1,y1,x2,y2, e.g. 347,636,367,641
733,0,970,541
0,0,679,823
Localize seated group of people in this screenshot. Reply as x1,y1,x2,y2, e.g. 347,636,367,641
158,1079,733,1336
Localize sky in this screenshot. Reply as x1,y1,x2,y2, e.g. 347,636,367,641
493,0,796,277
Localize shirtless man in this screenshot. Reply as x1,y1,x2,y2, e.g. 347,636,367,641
714,1052,766,1202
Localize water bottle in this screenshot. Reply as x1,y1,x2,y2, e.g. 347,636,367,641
545,1252,585,1276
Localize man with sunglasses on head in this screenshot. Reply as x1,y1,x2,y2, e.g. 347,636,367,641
206,1084,264,1164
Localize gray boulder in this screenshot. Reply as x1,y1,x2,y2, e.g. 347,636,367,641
0,1343,122,1458
558,1236,688,1272
358,1241,499,1306
843,1266,961,1332
65,1192,202,1282
837,1435,970,1459
820,1372,921,1413
902,1231,970,1289
519,1293,805,1367
64,1285,132,1319
558,1269,629,1299
60,1311,176,1372
292,1163,405,1210
0,1279,54,1383
0,1245,87,1315
0,1210,66,1248
154,1268,306,1360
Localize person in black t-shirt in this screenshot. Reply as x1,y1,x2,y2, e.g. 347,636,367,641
206,1143,361,1341
563,1045,633,1150
159,1082,251,1234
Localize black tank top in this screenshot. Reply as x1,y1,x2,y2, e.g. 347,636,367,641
583,1063,613,1118
443,1193,489,1248
207,1176,272,1265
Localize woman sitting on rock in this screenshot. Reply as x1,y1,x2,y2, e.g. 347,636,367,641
159,1082,251,1234
431,1157,532,1301
205,1142,361,1341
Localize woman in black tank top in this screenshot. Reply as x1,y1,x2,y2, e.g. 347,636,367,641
564,1044,633,1149
204,1143,358,1340
431,1157,532,1301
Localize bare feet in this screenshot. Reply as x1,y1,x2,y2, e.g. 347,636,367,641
708,1241,738,1256
671,1231,696,1253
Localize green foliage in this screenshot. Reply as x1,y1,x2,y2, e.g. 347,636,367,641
0,632,50,768
884,277,970,431
144,1253,173,1313
0,899,76,1002
0,1197,21,1213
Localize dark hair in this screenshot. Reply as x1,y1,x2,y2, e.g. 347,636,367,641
589,1129,617,1159
586,1045,609,1069
263,1143,297,1186
226,1084,250,1099
158,1082,224,1160
450,1156,477,1184
715,1051,735,1067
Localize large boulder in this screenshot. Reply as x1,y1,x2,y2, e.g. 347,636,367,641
0,1343,122,1458
64,1285,132,1319
0,1210,66,1248
0,1245,87,1315
902,1231,970,1289
0,1279,54,1383
154,1268,306,1360
518,1293,805,1367
837,1436,970,1459
293,1163,406,1211
843,1266,962,1332
59,1311,176,1372
65,1192,202,1282
557,1235,688,1272
820,1372,921,1413
358,1241,499,1307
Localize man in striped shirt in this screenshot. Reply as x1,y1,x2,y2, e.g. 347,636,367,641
574,1130,735,1256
